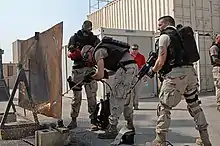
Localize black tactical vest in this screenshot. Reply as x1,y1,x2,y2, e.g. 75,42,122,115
158,27,185,75
73,30,99,65
74,30,99,49
210,43,220,66
93,43,129,71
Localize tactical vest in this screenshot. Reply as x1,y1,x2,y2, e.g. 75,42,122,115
158,27,185,75
210,43,220,66
93,43,129,71
74,30,98,49
73,30,99,65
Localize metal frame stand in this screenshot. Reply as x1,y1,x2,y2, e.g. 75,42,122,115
0,32,65,141
0,67,39,128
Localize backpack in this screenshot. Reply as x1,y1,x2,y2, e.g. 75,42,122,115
93,92,111,130
177,26,200,63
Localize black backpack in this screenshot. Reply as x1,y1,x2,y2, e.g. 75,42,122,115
177,26,200,63
93,92,111,130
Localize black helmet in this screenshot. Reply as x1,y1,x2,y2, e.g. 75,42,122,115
82,20,92,32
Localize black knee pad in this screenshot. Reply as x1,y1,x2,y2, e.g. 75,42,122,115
187,101,202,117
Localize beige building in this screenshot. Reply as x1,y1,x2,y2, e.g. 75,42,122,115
87,0,220,93
2,63,18,89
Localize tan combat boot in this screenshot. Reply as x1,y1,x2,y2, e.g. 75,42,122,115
150,133,166,146
196,129,212,146
98,124,118,139
67,117,77,129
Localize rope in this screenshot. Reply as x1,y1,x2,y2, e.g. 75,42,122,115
99,79,112,92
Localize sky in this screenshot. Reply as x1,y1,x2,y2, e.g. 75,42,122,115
0,0,104,63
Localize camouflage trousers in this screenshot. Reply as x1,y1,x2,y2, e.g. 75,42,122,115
109,63,138,126
133,78,143,107
156,66,209,134
71,67,98,120
212,66,220,106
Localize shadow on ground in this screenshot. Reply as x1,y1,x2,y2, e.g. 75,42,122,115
135,127,197,145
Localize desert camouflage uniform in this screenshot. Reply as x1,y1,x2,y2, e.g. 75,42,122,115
71,67,98,119
94,48,138,139
152,33,211,146
133,78,143,109
68,67,98,130
210,44,220,111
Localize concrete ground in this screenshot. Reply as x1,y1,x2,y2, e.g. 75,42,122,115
0,91,220,146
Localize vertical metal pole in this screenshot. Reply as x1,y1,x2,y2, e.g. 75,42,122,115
0,49,4,79
28,59,31,95
89,0,91,14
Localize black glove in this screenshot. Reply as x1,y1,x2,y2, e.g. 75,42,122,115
104,70,109,79
147,67,156,78
67,76,75,89
84,69,96,83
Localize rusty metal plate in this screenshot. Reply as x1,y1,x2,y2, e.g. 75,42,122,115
18,22,63,119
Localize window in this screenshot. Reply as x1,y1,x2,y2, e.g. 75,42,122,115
8,65,14,76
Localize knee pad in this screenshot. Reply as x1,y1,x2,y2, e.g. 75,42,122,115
184,90,202,117
187,100,202,117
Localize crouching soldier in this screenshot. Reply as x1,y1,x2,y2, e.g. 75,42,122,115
81,37,138,139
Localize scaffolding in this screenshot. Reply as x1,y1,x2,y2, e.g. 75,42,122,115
89,0,113,14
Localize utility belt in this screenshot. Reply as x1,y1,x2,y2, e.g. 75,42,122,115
172,63,193,68
213,64,220,67
72,64,85,69
117,60,136,72
159,63,194,79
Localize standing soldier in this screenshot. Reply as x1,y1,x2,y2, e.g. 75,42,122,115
209,34,220,112
67,20,100,131
80,37,138,139
146,16,212,146
130,44,146,110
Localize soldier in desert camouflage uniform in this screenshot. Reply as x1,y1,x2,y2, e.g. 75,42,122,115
146,16,212,146
81,37,138,139
209,34,220,112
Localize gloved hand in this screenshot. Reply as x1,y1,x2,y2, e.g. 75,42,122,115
104,70,109,79
67,49,82,60
84,69,96,83
67,76,75,89
146,67,156,78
